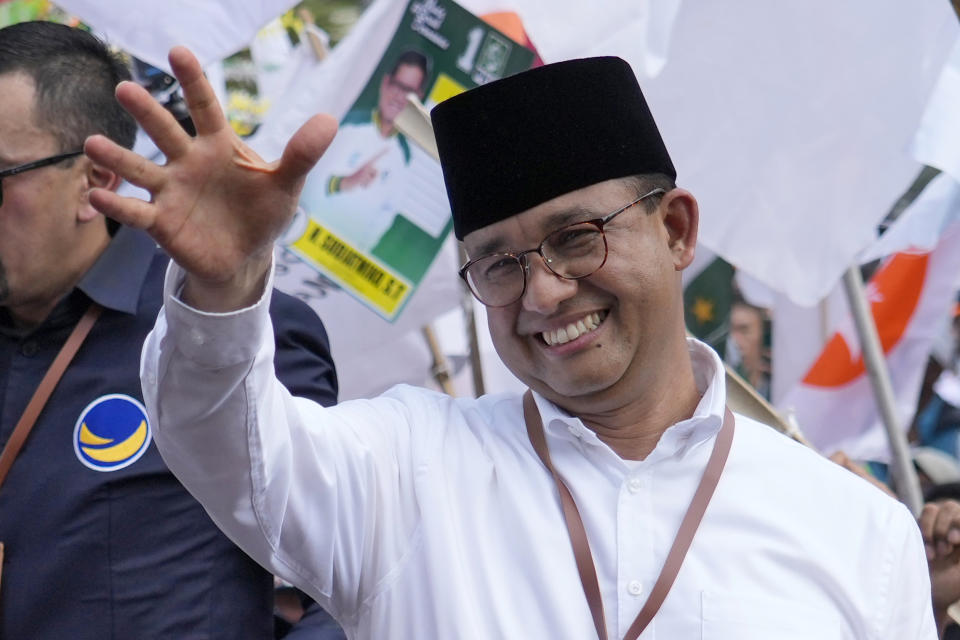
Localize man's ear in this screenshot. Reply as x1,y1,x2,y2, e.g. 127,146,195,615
659,188,699,271
77,162,121,223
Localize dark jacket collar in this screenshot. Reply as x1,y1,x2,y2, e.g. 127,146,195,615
78,226,158,315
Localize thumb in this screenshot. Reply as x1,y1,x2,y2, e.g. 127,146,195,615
275,113,338,189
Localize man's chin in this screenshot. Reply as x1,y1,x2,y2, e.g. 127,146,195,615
531,374,617,406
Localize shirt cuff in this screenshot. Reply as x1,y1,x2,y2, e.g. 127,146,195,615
161,254,276,369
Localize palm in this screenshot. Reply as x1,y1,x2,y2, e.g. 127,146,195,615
143,134,300,283
85,47,336,286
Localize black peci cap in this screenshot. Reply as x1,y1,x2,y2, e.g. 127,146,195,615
431,56,675,240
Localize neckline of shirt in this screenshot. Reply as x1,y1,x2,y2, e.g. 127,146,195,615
533,338,726,467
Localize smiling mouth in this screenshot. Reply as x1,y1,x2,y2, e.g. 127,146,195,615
541,311,607,347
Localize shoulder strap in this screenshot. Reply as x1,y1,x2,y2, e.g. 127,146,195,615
0,303,102,489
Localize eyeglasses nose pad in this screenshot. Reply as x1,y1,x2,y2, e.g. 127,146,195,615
520,253,531,275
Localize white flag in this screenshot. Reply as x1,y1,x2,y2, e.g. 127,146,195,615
642,0,956,306
912,38,960,185
55,0,300,70
457,0,683,79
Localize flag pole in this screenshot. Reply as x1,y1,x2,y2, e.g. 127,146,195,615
422,325,456,396
841,266,924,515
459,244,486,396
396,95,486,396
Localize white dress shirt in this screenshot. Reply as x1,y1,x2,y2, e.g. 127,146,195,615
144,261,937,639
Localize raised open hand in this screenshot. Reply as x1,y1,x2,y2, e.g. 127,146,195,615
84,46,337,310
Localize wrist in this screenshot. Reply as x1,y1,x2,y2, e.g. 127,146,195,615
181,251,272,312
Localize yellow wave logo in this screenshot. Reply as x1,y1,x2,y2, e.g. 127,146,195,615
73,395,152,471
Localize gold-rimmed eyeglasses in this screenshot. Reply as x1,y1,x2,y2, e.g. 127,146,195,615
459,188,666,307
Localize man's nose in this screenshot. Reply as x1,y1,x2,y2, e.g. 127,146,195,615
520,253,578,315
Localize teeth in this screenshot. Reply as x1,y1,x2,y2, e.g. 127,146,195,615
542,312,604,346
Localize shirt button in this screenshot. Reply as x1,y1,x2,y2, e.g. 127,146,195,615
190,329,206,346
627,477,643,493
20,340,39,357
627,580,643,596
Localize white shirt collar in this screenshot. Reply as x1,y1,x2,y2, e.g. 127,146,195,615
531,338,726,464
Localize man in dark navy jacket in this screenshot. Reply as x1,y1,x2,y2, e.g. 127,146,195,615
0,21,342,638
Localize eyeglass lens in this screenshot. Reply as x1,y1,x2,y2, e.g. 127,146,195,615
464,222,607,307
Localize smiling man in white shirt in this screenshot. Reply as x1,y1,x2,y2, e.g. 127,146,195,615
85,48,939,639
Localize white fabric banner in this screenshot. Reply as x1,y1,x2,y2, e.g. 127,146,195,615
55,0,300,70
779,174,960,460
457,0,683,79
642,0,956,306
912,38,960,185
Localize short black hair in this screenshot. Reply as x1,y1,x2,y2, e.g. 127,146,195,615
0,21,136,153
0,21,136,234
389,49,429,80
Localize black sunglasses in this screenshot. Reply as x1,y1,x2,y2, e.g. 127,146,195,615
0,150,84,206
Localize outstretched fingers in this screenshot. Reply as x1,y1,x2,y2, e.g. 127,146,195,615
88,188,158,231
114,81,191,161
84,134,165,193
274,113,339,190
169,46,226,137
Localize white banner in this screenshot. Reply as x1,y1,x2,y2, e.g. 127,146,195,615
56,0,300,70
642,0,956,306
458,0,682,79
912,38,960,185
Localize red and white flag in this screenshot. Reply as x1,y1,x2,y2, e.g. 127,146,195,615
780,174,960,460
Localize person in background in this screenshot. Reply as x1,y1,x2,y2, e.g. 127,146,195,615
727,293,771,399
0,21,343,639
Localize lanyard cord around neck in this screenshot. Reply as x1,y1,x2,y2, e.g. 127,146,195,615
522,390,735,640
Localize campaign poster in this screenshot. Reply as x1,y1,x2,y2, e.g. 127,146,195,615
285,0,534,320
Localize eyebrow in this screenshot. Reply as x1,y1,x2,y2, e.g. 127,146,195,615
470,205,604,257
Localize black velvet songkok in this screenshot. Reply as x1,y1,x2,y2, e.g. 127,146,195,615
431,56,676,240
